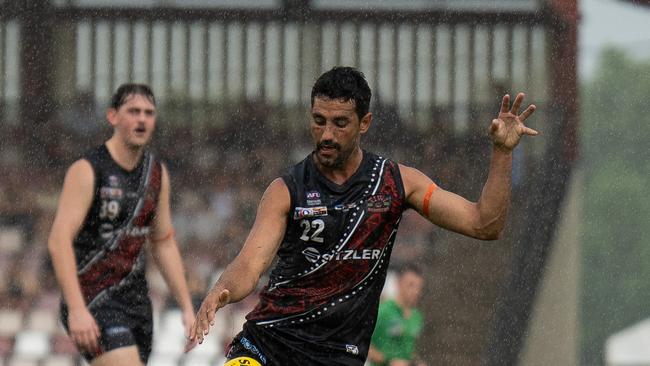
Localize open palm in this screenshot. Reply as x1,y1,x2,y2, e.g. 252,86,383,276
490,92,538,150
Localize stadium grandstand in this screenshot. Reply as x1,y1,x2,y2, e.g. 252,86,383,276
0,0,577,365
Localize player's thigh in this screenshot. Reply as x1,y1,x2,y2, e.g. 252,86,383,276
224,357,263,366
90,345,143,366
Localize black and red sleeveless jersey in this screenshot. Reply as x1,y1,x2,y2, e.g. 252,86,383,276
244,150,406,365
72,144,162,309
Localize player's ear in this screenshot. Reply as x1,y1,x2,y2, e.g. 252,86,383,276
359,112,372,134
106,108,118,127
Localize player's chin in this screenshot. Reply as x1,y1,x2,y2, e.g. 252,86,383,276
130,134,152,146
316,153,337,167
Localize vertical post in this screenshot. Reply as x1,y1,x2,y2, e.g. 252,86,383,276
19,0,55,165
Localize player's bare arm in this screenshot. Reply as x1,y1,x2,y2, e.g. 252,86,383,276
402,92,537,240
149,164,195,339
47,159,101,353
188,177,290,346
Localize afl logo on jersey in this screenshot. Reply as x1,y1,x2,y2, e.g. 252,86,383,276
367,194,392,213
108,175,120,187
306,191,321,206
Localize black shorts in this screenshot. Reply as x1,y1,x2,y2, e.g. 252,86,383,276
225,333,269,365
60,297,153,363
227,322,368,366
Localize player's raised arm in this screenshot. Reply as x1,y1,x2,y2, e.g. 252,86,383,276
47,159,101,353
188,177,290,347
402,92,537,240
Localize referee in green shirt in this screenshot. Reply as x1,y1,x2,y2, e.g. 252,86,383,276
369,265,427,366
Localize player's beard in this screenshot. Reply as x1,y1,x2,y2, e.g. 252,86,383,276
315,141,354,169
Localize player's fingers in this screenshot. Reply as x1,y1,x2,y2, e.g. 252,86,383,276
184,338,198,353
188,320,195,340
521,126,539,136
191,310,203,340
519,104,536,122
511,92,525,115
87,331,100,355
92,321,101,339
79,332,92,353
194,314,205,338
188,312,201,341
489,119,500,135
192,317,203,343
71,333,83,349
200,306,213,337
207,306,216,326
500,94,510,113
74,331,86,349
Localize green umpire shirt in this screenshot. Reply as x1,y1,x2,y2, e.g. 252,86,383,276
370,299,424,366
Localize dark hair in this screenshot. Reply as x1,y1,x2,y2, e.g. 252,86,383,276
110,83,156,110
310,66,372,120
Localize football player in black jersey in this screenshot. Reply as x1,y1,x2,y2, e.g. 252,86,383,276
48,84,196,365
188,67,537,365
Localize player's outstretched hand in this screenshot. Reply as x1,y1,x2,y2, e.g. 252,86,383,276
489,92,537,151
185,288,230,352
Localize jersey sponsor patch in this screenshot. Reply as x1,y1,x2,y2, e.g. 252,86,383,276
100,187,123,200
302,247,381,262
238,337,266,364
367,194,392,213
294,206,328,219
302,247,321,263
334,202,358,211
345,344,359,355
224,357,262,366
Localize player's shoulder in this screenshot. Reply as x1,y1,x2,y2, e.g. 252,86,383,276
67,158,94,177
60,159,95,194
397,162,419,176
266,177,290,197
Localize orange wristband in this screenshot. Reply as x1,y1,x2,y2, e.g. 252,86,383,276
422,183,438,215
151,228,175,242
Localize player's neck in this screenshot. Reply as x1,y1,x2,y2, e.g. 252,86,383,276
105,138,144,172
316,147,363,185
